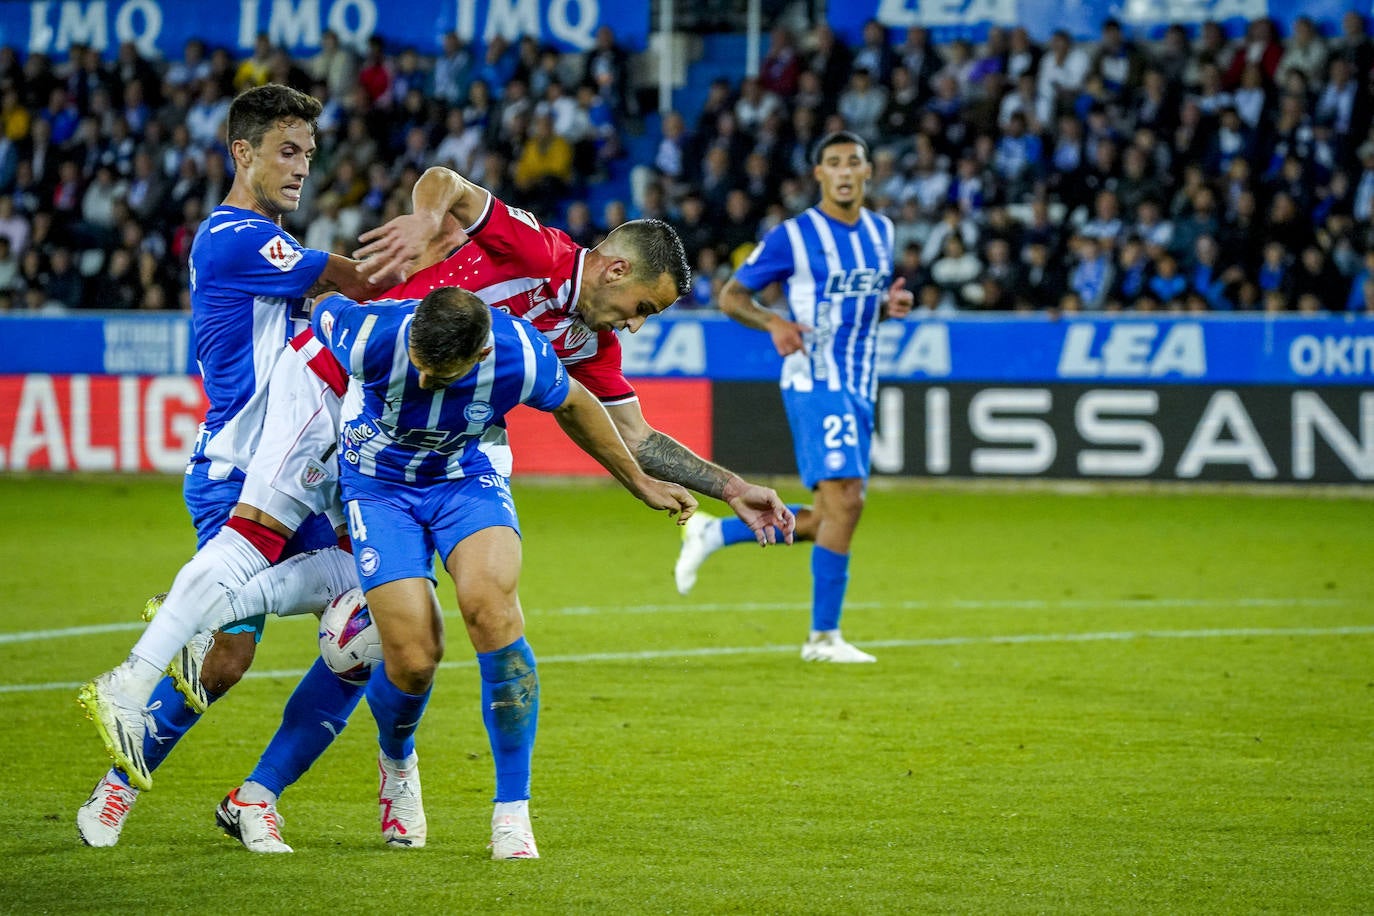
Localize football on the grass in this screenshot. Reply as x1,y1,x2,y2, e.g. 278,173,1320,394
318,587,383,685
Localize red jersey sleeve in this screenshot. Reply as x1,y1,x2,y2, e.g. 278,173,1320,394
465,192,566,275
567,330,637,405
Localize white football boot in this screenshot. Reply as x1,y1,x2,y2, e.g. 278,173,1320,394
801,630,877,663
489,812,539,860
76,773,139,847
378,752,427,848
215,787,293,853
673,511,720,595
76,662,156,790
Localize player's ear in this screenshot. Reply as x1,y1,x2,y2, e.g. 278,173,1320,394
230,138,253,167
605,256,631,282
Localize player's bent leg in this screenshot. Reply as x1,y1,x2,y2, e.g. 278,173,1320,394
76,772,139,847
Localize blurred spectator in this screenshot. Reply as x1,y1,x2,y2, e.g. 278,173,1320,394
562,200,601,248
760,26,802,97
1278,16,1328,85
358,36,393,106
584,25,632,116
46,245,84,309
807,24,852,108
513,111,572,205
852,19,896,83
234,33,275,91
0,195,30,254
1038,30,1089,120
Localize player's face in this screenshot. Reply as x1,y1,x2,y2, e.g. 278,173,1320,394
236,118,316,218
813,142,871,210
582,271,679,333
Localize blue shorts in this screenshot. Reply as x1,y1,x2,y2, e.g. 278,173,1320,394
340,471,521,592
183,468,338,638
781,387,874,490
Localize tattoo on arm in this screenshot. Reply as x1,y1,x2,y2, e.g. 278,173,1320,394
636,430,731,500
305,277,340,298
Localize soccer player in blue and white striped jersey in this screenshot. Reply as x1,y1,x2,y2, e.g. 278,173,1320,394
677,130,914,662
312,286,695,857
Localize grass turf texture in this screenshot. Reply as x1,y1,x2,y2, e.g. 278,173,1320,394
0,475,1370,914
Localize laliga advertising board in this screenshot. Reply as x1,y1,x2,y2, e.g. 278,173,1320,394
0,313,1371,483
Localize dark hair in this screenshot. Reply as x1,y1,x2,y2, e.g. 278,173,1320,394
226,83,322,150
410,287,491,373
811,130,870,166
605,218,692,298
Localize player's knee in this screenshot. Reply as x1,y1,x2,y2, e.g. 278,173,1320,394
385,651,437,694
458,596,520,640
200,631,257,694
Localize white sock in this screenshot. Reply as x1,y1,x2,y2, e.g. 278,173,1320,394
221,547,358,626
129,526,269,672
236,780,277,806
493,800,530,823
382,751,419,771
111,655,164,706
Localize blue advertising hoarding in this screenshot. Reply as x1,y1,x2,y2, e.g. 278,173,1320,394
0,0,647,59
2,312,1372,385
828,0,1368,45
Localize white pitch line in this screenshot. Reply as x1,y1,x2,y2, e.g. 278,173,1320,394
4,624,1372,696
0,595,1353,645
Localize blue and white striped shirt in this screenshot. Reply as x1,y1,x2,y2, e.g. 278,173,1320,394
186,206,328,481
312,295,571,484
734,206,895,401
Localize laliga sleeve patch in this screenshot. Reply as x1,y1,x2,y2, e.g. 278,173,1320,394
259,236,304,271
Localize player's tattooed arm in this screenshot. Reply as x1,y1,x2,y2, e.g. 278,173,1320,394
635,430,734,499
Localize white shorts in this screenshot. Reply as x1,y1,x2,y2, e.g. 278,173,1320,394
239,332,347,533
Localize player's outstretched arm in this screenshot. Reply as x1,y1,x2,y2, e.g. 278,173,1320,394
353,166,487,283
606,400,795,546
553,381,697,522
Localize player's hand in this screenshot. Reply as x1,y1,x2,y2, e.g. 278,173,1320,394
767,315,809,357
885,275,915,319
354,212,459,285
636,477,698,523
724,482,796,546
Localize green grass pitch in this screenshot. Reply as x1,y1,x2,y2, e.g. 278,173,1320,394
0,474,1370,914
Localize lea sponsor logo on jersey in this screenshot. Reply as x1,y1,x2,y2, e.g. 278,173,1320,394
258,237,303,272
823,268,890,297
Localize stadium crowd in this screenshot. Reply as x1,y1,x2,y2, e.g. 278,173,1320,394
1,14,1373,315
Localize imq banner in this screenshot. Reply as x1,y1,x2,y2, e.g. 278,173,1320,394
0,0,648,59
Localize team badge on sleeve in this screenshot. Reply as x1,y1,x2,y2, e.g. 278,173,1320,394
259,237,303,271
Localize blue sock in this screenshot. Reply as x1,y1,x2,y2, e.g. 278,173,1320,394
366,662,431,761
811,545,850,632
719,504,805,546
246,657,364,796
477,637,539,803
136,675,215,777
